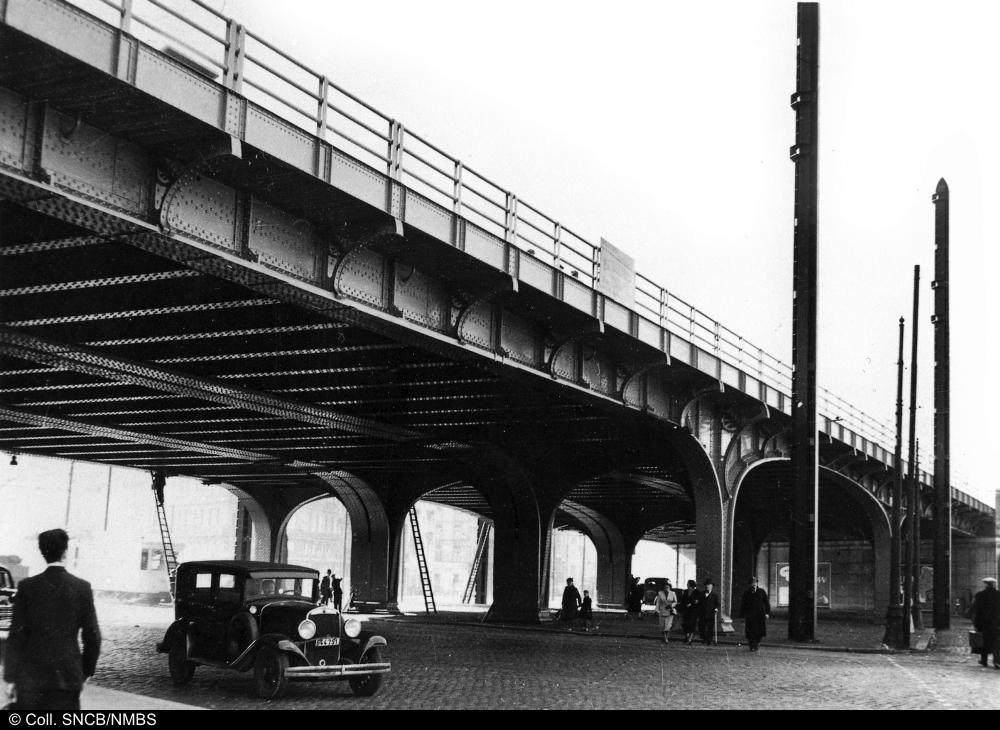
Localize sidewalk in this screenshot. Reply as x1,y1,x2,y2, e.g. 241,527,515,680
380,608,975,655
82,684,202,710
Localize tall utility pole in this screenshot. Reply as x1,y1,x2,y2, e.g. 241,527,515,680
931,178,951,629
907,265,923,629
788,1,820,643
884,317,907,649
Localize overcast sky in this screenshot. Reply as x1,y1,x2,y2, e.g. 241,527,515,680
211,0,997,504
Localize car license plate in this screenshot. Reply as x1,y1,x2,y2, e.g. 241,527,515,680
315,636,339,647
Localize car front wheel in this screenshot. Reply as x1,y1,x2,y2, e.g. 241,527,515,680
253,644,289,700
348,646,384,697
168,638,195,685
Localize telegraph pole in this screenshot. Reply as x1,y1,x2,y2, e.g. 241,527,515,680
931,179,951,630
914,438,923,627
788,1,820,643
907,265,923,629
884,317,907,649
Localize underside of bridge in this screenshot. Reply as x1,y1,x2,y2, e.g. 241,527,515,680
0,198,714,619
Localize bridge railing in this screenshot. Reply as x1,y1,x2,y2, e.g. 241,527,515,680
61,0,927,483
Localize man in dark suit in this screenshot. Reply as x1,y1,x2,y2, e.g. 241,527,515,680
739,576,771,651
699,579,721,645
331,574,343,612
320,569,332,606
3,529,101,711
971,577,1000,669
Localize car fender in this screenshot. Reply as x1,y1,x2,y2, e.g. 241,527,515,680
229,634,305,671
358,632,387,658
156,619,188,654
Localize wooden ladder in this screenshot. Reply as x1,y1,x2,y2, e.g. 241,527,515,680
408,506,436,613
152,472,179,599
461,521,492,603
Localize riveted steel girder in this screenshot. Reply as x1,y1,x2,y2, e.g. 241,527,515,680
0,325,427,442
0,403,279,463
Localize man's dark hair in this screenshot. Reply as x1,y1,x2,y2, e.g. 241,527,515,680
38,528,69,563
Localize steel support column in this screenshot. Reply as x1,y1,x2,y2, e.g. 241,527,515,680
931,179,951,629
884,318,907,649
907,265,923,629
788,2,820,642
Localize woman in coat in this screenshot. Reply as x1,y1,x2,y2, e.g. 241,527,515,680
654,580,678,644
561,577,582,625
680,580,702,644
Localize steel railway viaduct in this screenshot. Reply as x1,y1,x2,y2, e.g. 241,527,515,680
0,0,994,625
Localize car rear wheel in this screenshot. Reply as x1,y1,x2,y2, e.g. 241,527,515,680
168,638,195,685
348,646,384,697
253,644,289,700
227,612,259,660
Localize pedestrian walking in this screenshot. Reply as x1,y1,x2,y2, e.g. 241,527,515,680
739,576,771,651
971,576,1000,669
332,573,344,612
561,577,581,627
654,580,678,644
680,579,702,644
699,579,720,645
580,590,595,631
320,569,332,605
626,576,643,620
3,529,101,712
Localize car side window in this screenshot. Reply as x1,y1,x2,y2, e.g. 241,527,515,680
193,572,212,600
217,573,240,604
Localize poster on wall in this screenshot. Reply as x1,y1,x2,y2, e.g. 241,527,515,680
775,562,832,608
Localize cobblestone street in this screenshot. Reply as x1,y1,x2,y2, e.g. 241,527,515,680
87,603,999,710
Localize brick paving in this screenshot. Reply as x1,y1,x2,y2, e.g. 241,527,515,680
79,601,999,710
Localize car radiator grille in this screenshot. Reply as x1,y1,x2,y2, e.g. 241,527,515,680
312,613,339,638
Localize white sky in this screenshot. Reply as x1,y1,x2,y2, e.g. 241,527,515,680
213,0,997,505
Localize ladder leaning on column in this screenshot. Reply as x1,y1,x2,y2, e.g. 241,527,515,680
151,471,179,600
408,506,436,613
461,522,492,604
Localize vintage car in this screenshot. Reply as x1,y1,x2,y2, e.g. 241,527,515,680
156,560,390,699
642,577,670,605
0,564,15,642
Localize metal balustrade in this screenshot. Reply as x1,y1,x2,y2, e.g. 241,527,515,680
60,0,933,482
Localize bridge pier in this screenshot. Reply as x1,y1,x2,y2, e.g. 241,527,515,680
665,426,734,632
223,486,273,562
558,500,631,608
311,472,397,612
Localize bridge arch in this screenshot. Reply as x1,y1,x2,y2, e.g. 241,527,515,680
729,458,892,614
398,482,497,609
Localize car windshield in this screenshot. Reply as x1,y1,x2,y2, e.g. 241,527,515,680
246,574,316,600
0,570,12,589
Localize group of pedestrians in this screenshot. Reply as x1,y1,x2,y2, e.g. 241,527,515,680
627,575,770,650
648,578,729,645
319,568,343,610
559,578,595,631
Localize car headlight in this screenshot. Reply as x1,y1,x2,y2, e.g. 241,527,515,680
298,619,317,640
344,618,361,638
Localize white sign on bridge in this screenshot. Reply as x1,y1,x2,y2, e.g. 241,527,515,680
596,237,636,309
